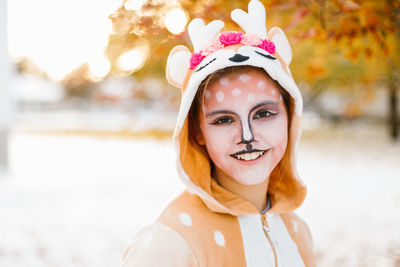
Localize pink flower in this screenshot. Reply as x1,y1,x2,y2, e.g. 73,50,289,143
189,52,205,70
258,39,276,54
241,33,262,46
202,37,224,57
219,31,243,46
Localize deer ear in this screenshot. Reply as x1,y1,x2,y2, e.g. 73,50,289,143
188,19,224,52
231,0,267,39
268,27,292,66
166,45,191,88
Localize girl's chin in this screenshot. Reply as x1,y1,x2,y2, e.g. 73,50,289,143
232,172,270,186
213,164,271,186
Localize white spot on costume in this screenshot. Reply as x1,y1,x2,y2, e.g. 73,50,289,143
214,230,225,246
179,213,192,226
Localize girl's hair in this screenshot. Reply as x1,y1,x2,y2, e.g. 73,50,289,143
188,65,295,185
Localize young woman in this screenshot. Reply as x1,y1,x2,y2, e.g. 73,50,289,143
122,1,315,266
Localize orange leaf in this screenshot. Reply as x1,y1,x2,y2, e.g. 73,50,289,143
307,65,326,78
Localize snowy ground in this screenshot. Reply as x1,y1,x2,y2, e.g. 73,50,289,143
0,121,399,267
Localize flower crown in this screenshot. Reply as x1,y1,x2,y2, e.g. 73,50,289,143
189,31,276,70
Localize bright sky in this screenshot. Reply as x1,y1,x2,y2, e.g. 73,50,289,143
7,0,187,81
7,0,123,81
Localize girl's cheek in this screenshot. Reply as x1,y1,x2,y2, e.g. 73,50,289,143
202,124,240,160
205,131,224,146
203,129,231,169
252,118,288,147
253,122,287,167
204,126,232,145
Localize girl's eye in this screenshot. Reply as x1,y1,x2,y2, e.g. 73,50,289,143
253,109,276,119
211,116,234,125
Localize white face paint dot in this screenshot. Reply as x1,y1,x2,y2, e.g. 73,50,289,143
179,213,192,226
216,91,225,102
257,80,266,90
270,89,276,95
239,74,251,82
232,88,242,97
205,90,211,99
214,230,225,246
248,93,255,102
280,95,283,102
292,219,298,233
220,77,229,86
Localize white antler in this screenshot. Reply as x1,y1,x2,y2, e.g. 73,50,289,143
188,18,224,52
231,0,267,39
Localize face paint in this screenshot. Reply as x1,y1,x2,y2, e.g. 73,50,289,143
270,89,276,95
232,88,242,97
205,90,211,99
247,93,255,102
239,74,251,83
216,91,225,102
199,69,288,185
220,77,230,86
240,114,254,143
246,144,253,151
257,80,266,90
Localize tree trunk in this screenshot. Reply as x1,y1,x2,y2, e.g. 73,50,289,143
389,77,399,140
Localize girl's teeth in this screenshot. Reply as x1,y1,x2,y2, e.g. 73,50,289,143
236,151,264,161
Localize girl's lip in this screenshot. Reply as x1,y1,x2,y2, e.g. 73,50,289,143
230,149,270,164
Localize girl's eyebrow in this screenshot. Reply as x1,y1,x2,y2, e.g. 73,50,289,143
250,100,280,113
205,110,237,118
205,100,279,118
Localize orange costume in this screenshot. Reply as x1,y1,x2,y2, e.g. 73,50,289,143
122,1,315,266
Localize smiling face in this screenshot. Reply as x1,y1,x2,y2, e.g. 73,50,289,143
197,68,288,185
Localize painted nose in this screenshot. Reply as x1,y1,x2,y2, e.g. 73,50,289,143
236,119,254,145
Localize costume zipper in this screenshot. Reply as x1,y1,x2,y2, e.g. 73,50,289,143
261,214,278,267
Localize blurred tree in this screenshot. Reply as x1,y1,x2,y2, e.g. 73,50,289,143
283,0,400,139
109,0,400,138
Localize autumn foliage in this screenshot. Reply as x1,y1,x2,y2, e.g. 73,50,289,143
109,0,400,118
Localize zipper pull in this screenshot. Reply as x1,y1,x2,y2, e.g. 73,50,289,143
261,213,269,228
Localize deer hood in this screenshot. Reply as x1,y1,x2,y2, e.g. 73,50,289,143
165,0,306,216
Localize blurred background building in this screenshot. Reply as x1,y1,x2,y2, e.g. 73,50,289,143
0,0,399,266
0,0,12,168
